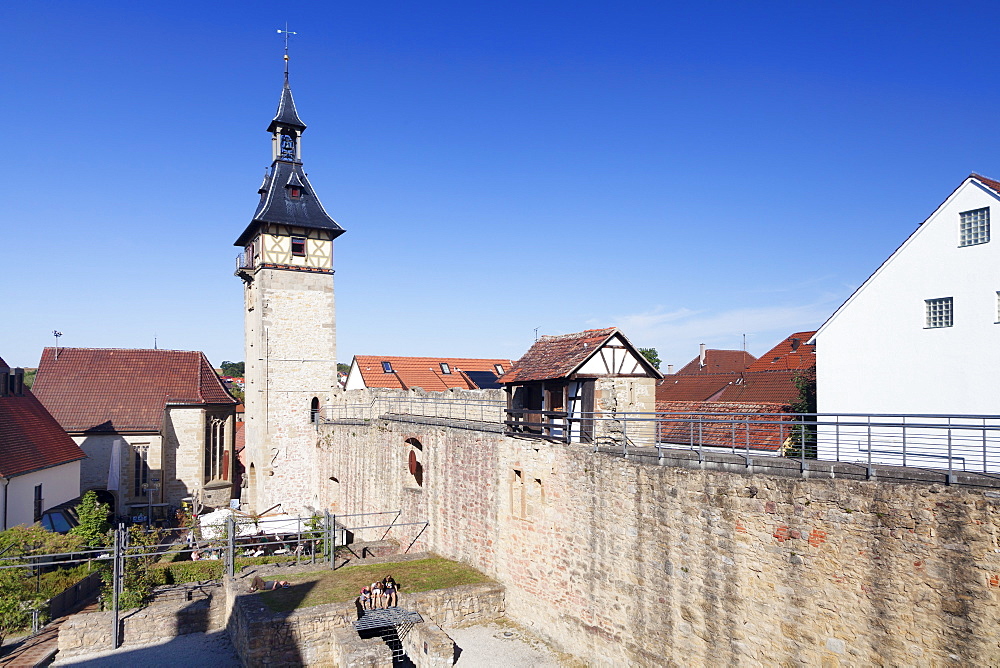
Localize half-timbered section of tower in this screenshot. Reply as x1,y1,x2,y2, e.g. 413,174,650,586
235,68,345,514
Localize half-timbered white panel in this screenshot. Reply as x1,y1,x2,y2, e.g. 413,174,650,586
576,333,649,376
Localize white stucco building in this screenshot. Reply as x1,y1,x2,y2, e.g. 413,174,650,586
813,173,1000,471
0,360,85,530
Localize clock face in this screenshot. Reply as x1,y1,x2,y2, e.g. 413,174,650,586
280,134,296,159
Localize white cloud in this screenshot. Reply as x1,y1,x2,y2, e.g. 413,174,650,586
603,301,838,369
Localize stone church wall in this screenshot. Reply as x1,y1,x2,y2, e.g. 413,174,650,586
318,417,1000,667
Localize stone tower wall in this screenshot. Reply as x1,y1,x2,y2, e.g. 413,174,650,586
243,266,337,513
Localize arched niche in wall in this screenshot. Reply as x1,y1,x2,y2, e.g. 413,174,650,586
404,437,424,488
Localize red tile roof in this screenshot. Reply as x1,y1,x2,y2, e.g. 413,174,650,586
745,332,816,372
656,400,794,452
500,328,663,384
353,356,514,391
32,348,236,434
0,356,86,478
716,370,806,405
656,373,741,402
972,173,1000,195
675,349,756,375
234,422,246,467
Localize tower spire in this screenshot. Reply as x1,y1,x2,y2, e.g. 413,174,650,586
277,24,296,76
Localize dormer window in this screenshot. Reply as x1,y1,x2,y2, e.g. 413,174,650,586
440,363,451,374
291,237,306,257
382,361,393,373
288,187,302,199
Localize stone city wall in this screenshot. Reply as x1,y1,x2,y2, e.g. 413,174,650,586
57,593,226,659
225,579,504,667
317,416,1000,667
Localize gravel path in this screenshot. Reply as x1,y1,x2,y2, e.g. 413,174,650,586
447,621,566,667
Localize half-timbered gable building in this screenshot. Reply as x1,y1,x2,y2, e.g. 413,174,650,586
499,328,662,443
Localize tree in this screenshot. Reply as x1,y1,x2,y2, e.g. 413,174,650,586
104,526,163,610
786,366,818,458
0,526,84,645
70,490,111,547
336,363,350,375
219,361,244,377
639,348,661,371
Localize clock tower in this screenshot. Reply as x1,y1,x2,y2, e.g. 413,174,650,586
235,65,345,514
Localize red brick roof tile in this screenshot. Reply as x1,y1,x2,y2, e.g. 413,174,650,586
500,328,657,384
0,356,86,477
675,349,757,375
716,370,804,405
745,331,816,372
354,356,513,391
972,173,1000,195
32,348,236,434
656,400,794,452
656,374,741,402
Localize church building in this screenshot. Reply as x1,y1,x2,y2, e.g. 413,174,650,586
235,58,345,513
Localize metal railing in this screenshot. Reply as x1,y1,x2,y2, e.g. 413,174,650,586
319,396,1000,478
319,395,505,424
0,509,427,652
235,251,254,273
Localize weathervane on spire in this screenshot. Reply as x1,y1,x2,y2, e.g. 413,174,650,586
277,24,297,73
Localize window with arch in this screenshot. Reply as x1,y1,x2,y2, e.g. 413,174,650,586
204,416,227,482
310,397,320,423
405,437,423,488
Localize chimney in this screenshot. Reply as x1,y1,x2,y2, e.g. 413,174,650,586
666,364,674,375
790,338,801,352
699,344,707,369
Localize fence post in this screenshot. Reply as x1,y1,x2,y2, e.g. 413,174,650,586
947,420,954,484
111,525,121,650
226,516,236,578
330,513,337,570
867,416,874,480
800,420,809,474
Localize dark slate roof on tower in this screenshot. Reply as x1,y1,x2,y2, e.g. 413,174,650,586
268,74,305,132
235,73,345,248
235,161,345,247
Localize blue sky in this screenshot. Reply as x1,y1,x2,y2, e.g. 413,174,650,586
4,1,999,371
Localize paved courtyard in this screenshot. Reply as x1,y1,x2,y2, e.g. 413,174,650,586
49,619,570,667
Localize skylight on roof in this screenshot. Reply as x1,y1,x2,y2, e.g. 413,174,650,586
440,363,451,374
382,361,393,373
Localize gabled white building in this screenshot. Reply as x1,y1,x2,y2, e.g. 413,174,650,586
813,173,1000,471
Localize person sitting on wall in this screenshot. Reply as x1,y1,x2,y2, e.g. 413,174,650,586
360,586,371,610
382,576,398,607
370,580,383,609
249,575,290,592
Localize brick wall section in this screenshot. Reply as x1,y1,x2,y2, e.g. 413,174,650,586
318,418,1000,666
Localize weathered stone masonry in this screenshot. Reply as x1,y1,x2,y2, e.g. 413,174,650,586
318,416,1000,667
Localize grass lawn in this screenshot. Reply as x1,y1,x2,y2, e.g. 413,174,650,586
256,557,491,612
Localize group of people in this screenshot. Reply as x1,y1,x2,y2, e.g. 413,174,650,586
360,576,398,609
